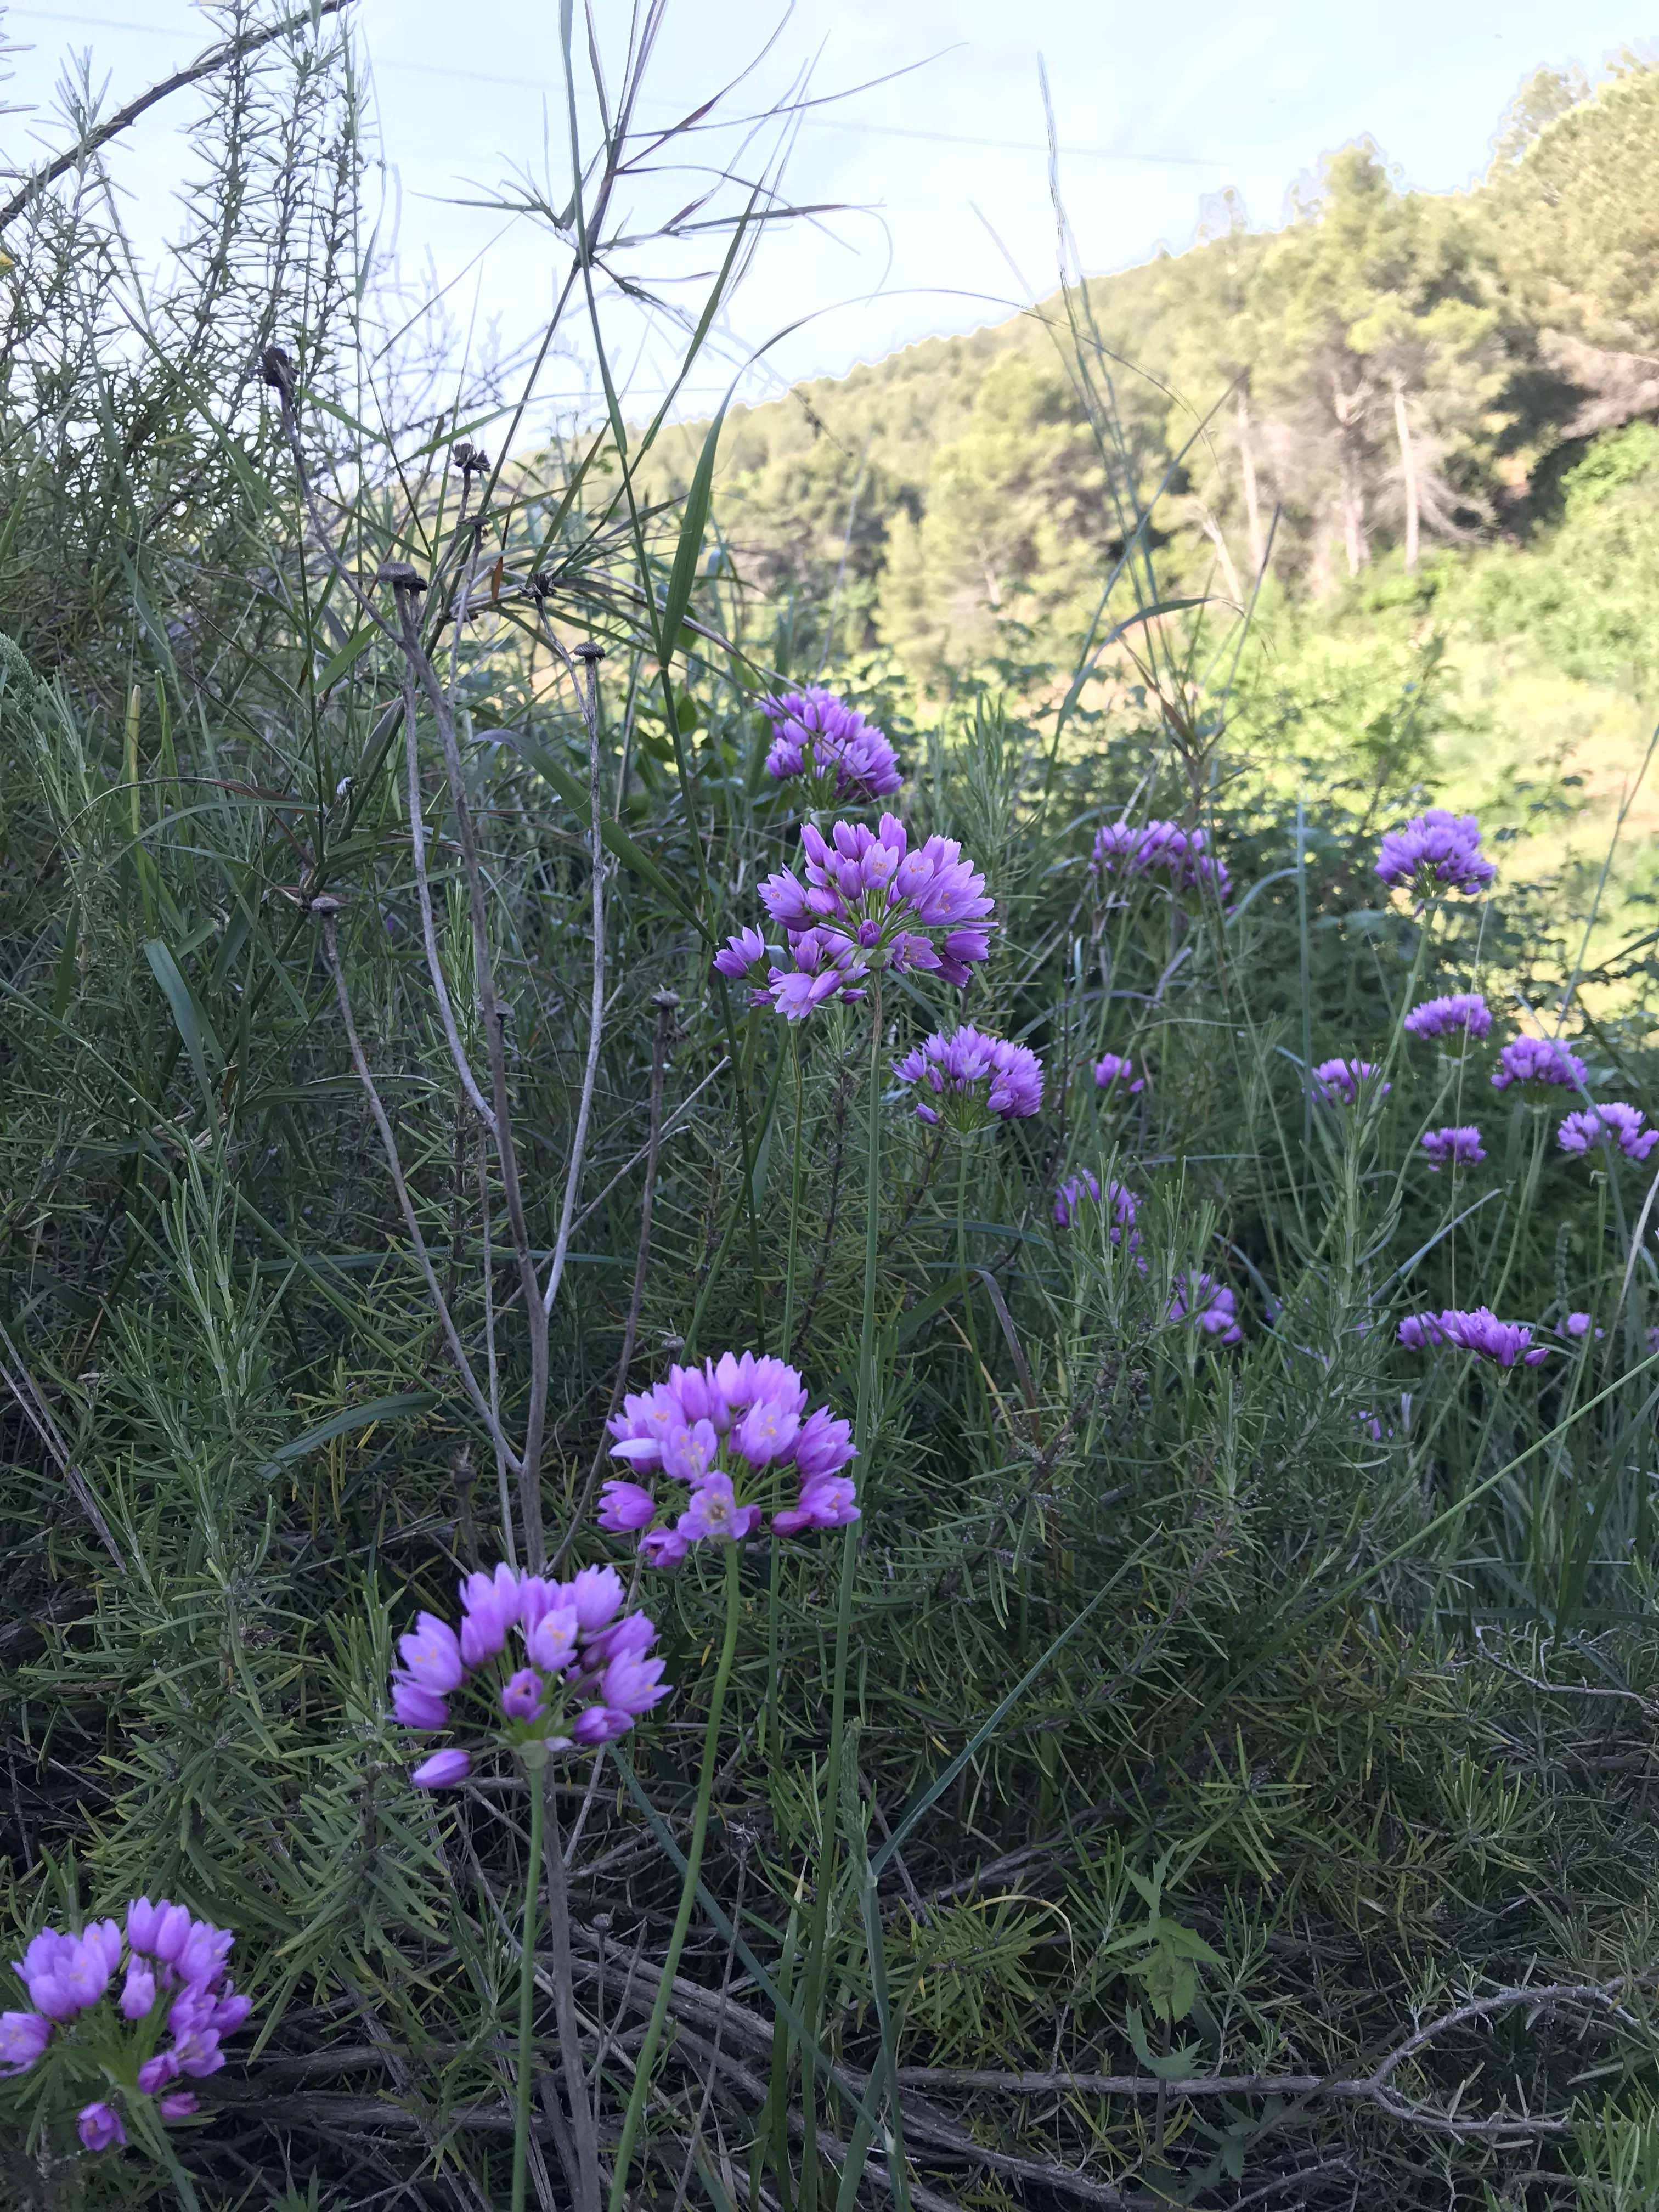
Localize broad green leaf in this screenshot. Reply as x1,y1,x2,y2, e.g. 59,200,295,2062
260,1392,439,1475
143,937,221,1110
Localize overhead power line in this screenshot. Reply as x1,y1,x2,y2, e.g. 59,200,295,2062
10,8,1287,174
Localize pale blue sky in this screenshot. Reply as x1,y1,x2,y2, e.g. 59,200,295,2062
4,2,1651,417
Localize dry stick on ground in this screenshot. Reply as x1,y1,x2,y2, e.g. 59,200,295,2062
895,1976,1636,2141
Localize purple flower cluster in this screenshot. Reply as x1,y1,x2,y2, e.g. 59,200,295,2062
3,1898,253,2147
391,1563,670,1787
1558,1103,1658,1163
1397,1307,1548,1367
1420,1124,1485,1170
743,815,994,1019
1092,819,1231,900
1093,1053,1143,1096
603,1352,857,1562
1314,1058,1389,1107
1490,1036,1588,1094
761,687,902,805
1052,1172,1141,1245
1375,809,1496,898
1166,1271,1242,1346
892,1026,1042,1128
1403,992,1492,1047
1562,1312,1603,1341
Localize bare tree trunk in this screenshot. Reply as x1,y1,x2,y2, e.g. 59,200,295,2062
1333,378,1369,577
1235,389,1266,577
1392,380,1420,572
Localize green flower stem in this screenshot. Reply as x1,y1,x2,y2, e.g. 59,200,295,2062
511,1762,546,2212
607,1539,744,2211
126,2089,202,2212
782,1028,806,1362
761,1035,808,1767
799,970,885,2212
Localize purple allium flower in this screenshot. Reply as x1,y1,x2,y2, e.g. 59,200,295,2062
761,687,902,805
772,1473,861,1536
1053,1170,1099,1227
636,1527,689,1567
597,1647,672,1718
1558,1102,1658,1163
1092,819,1231,899
564,1564,626,1634
597,1479,657,1532
1562,1313,1604,1341
397,1612,465,1695
9,1904,251,2130
754,814,994,1018
1420,1124,1485,1170
794,1406,856,1482
1397,1312,1448,1350
712,926,773,1002
1404,992,1492,1046
607,1352,856,1555
1051,1170,1141,1245
891,1025,1043,1130
0,2011,50,2076
119,1959,156,2021
1092,1052,1143,1095
78,2101,125,2152
1166,1272,1242,1345
677,1472,758,1544
1490,1036,1588,1094
1314,1057,1389,1106
570,1704,634,1747
158,2092,198,2121
500,1668,546,1723
170,2027,226,2079
523,1606,581,1675
127,1899,188,1966
390,1564,673,1778
411,1748,473,1789
458,1564,522,1667
1398,1307,1548,1367
391,1678,448,1731
1375,809,1496,898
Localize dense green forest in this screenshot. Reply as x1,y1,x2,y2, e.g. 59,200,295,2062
646,56,1659,670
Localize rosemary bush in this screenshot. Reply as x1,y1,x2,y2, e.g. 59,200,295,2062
2,8,1658,2209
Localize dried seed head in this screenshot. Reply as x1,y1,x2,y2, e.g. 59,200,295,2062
452,441,490,475
375,561,427,594
258,345,295,397
573,639,605,664
308,893,346,917
529,572,555,600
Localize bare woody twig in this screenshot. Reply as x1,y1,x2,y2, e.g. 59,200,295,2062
552,986,678,1576
538,630,611,1322
390,584,551,1564
0,2,350,232
320,911,517,1470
